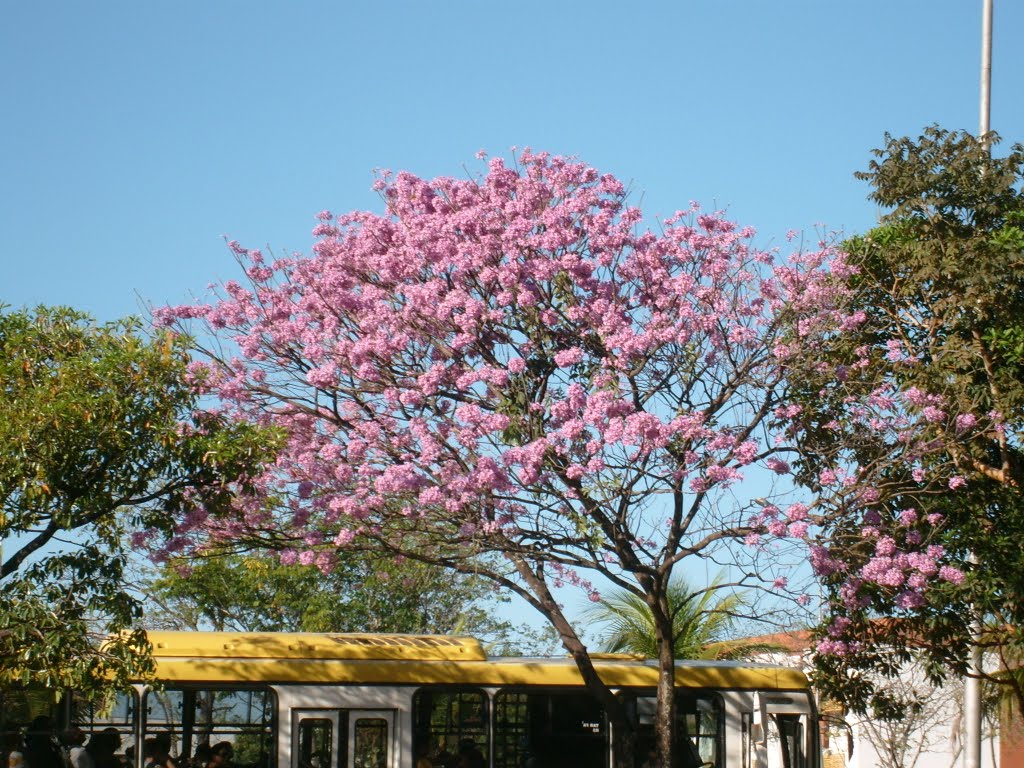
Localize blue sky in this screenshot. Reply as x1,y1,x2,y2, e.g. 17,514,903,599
4,1,1022,323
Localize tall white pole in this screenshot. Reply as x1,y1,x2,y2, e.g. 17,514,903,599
964,556,983,768
979,0,993,141
965,5,992,766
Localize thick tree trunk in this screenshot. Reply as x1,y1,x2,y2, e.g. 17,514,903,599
655,623,678,768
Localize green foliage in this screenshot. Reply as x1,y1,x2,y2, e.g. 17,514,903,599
581,576,782,661
792,127,1024,715
0,306,281,693
144,551,545,653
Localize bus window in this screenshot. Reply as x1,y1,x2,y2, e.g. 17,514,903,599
631,694,721,768
746,713,808,768
143,688,274,768
351,718,387,768
71,690,136,765
296,718,333,768
412,689,487,767
767,715,806,768
493,690,605,768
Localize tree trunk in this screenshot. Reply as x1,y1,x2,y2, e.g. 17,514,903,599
655,630,678,768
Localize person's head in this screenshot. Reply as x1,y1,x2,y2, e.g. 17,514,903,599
193,743,212,766
87,729,121,757
28,717,54,735
61,728,87,748
210,743,233,765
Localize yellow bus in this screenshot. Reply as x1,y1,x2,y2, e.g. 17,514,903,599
1,632,819,768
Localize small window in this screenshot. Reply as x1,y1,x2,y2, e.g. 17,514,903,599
767,714,806,768
352,718,387,768
297,719,332,768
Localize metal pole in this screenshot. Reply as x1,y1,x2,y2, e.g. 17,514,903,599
979,0,993,144
964,4,993,766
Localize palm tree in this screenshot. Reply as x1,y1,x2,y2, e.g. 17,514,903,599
582,576,781,660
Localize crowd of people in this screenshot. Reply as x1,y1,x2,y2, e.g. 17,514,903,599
1,718,235,768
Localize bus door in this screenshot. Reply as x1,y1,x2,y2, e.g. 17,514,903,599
293,710,395,768
747,695,816,768
346,711,395,768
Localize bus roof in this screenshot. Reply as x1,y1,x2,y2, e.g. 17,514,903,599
143,632,810,691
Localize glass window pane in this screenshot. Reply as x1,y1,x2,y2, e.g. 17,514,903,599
352,719,387,768
298,719,332,768
412,689,487,767
143,688,273,768
493,691,604,768
70,690,136,767
765,715,805,768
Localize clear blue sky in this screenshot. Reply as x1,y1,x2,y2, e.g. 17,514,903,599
3,1,1021,322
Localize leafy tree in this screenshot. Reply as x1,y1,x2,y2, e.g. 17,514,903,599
581,575,783,660
786,127,1024,716
141,551,546,653
156,151,881,767
0,306,280,692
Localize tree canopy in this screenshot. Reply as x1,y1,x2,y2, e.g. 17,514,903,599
582,575,781,661
0,306,279,692
142,550,545,652
155,150,885,767
789,127,1024,716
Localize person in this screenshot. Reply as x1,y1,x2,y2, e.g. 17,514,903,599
454,740,484,768
61,731,90,768
191,744,212,768
429,739,453,768
84,729,120,768
24,718,62,768
150,734,175,768
414,745,432,768
208,743,232,768
4,731,26,768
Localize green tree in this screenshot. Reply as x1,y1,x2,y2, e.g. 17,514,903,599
0,306,280,692
788,127,1024,716
141,551,548,653
582,576,783,661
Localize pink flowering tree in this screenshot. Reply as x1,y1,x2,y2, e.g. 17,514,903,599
156,150,906,765
784,127,1024,717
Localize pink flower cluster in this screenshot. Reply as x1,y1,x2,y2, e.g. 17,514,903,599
156,150,932,627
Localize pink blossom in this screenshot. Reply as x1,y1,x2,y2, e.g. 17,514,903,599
788,521,809,538
955,413,978,432
554,347,584,367
939,566,965,585
895,591,925,609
